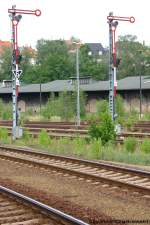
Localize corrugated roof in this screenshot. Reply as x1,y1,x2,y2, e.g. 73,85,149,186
0,76,150,94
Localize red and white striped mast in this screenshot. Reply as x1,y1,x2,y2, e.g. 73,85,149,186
107,13,135,121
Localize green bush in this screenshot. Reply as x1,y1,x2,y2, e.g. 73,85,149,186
142,113,150,121
0,128,9,143
0,99,12,120
124,114,139,130
38,129,51,147
140,139,150,154
89,112,116,145
71,137,86,156
42,90,86,121
90,139,102,159
22,129,32,144
96,100,109,115
115,95,125,117
124,137,137,153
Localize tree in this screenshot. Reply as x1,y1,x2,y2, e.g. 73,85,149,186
0,46,12,81
78,44,108,80
33,39,74,83
20,46,36,83
116,35,150,79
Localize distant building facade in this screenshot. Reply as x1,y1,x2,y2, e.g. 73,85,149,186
1,76,150,114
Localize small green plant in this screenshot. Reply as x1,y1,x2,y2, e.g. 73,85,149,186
124,114,139,130
140,138,150,154
124,137,137,153
22,129,31,144
89,139,102,159
0,128,9,143
96,100,109,115
115,95,125,117
89,112,116,145
0,99,12,120
38,129,51,147
72,137,86,156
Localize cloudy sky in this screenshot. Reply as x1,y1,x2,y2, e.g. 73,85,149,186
0,0,149,48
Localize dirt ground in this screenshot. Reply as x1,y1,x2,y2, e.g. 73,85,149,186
0,158,150,225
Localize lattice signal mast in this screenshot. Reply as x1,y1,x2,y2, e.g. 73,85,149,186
8,5,41,140
107,12,135,121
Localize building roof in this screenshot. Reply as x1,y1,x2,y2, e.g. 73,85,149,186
0,40,11,54
0,40,11,48
86,43,105,55
0,76,150,94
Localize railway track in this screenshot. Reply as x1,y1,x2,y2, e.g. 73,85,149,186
2,120,150,140
0,120,89,129
131,121,150,133
117,120,150,140
0,120,89,138
0,145,150,196
0,185,87,225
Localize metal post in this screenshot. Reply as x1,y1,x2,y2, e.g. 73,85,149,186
139,73,142,118
12,67,17,140
8,6,41,140
108,12,114,121
40,82,42,114
76,46,80,126
107,13,135,121
11,6,17,140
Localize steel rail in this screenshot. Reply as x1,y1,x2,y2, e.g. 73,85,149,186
0,149,150,195
0,185,88,225
0,145,150,177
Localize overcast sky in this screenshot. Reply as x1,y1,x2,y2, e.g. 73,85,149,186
0,0,149,48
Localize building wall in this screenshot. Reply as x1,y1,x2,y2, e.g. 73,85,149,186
0,89,150,114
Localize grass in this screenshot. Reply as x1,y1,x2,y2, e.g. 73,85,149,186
0,127,149,166
15,137,150,166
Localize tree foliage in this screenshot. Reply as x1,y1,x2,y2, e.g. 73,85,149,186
42,90,86,121
117,35,150,78
0,35,150,83
0,46,12,80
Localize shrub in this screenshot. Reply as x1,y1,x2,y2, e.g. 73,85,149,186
115,95,125,118
42,90,86,121
0,128,9,143
115,95,126,125
96,100,109,115
124,137,137,153
89,112,116,145
124,114,139,130
140,139,150,154
0,99,12,120
38,129,51,147
90,139,102,159
72,137,86,156
22,129,32,144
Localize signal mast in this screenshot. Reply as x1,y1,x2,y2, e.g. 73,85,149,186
107,12,135,120
8,5,41,140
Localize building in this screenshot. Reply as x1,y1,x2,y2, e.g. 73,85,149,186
85,43,106,56
0,76,150,114
65,39,106,57
0,40,11,54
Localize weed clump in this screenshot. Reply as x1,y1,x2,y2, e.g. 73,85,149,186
89,112,115,145
140,138,150,154
0,128,9,143
38,129,51,147
124,137,137,153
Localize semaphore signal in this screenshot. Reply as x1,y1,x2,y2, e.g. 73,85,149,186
8,5,41,140
107,12,135,121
